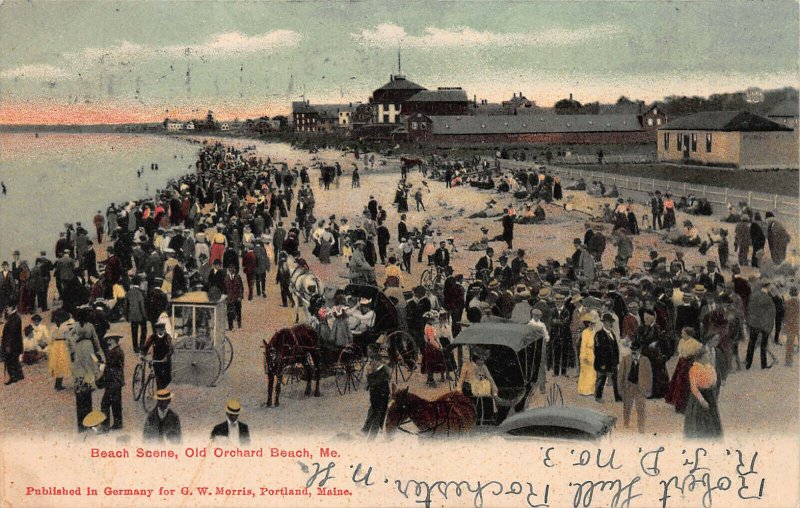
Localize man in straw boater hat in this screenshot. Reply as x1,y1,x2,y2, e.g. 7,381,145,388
82,410,110,440
143,388,182,444
211,399,251,446
362,344,391,438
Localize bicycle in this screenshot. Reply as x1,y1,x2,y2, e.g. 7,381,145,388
420,265,447,291
131,355,167,413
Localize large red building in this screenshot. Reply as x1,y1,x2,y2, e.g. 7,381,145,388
406,113,655,144
402,88,469,116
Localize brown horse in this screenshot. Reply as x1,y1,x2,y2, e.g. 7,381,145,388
384,386,476,436
263,324,321,407
400,157,423,172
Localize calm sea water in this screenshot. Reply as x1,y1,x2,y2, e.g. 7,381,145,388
0,133,200,262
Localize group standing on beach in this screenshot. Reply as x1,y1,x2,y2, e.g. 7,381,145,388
1,141,798,442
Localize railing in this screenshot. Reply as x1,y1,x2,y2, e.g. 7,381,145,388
495,159,799,222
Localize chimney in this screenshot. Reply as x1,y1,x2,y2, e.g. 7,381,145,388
513,93,516,98
473,94,477,106
519,91,522,98
569,93,573,101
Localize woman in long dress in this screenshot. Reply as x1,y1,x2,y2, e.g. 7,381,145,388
684,349,723,439
329,294,353,348
48,310,74,391
69,308,105,389
665,327,703,413
422,312,445,386
577,312,599,396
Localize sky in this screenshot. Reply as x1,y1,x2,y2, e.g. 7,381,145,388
0,0,798,124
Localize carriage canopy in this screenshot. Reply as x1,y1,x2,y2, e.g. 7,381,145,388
451,322,543,394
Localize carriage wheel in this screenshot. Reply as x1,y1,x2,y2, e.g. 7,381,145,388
220,336,233,371
335,345,364,395
385,331,418,383
141,375,156,413
172,349,223,387
420,269,434,290
131,363,144,401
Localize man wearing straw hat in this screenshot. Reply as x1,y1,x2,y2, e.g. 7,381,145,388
211,399,251,446
143,388,182,444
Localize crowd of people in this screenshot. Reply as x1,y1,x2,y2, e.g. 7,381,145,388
1,141,798,442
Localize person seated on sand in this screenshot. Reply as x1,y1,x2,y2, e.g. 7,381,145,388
603,184,620,198
468,227,491,251
468,200,500,219
667,220,702,247
586,181,603,197
687,198,713,216
722,204,742,223
565,177,587,191
601,203,615,223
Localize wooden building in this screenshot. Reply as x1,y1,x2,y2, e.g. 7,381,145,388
657,110,798,169
406,113,653,144
402,88,469,116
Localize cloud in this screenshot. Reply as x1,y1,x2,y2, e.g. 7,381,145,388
0,64,72,80
67,30,303,66
1,30,303,81
352,23,624,49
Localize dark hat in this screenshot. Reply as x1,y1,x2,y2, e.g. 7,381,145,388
601,312,615,323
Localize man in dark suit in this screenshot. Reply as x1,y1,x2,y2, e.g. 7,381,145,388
0,261,17,312
143,389,182,444
272,222,286,264
594,313,621,402
2,303,24,384
367,196,378,221
376,222,390,265
397,214,408,243
433,242,450,269
362,346,391,437
211,399,251,446
474,247,494,280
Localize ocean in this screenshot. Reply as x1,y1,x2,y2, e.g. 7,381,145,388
0,133,200,261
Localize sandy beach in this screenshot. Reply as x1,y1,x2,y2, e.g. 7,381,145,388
1,135,797,442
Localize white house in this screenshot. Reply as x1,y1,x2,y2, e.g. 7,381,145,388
220,122,230,131
184,121,195,130
165,120,183,132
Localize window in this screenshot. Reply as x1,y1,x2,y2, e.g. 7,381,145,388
706,133,712,152
383,114,389,123
663,132,670,151
411,121,418,130
647,118,654,126
691,133,697,152
677,134,683,151
656,118,662,125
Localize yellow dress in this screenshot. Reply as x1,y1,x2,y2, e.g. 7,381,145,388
577,328,597,396
48,320,74,379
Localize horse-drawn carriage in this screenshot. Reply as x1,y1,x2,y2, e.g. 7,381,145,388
328,284,418,395
261,283,419,405
447,321,545,425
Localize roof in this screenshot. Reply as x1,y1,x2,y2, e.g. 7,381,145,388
291,101,316,114
768,100,799,118
408,89,468,103
452,322,542,351
658,110,792,132
428,114,643,135
374,75,426,92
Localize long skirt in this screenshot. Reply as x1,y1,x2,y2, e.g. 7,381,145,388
330,317,352,348
665,357,692,413
422,343,445,374
71,341,99,386
319,241,331,264
684,387,723,439
48,341,72,379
